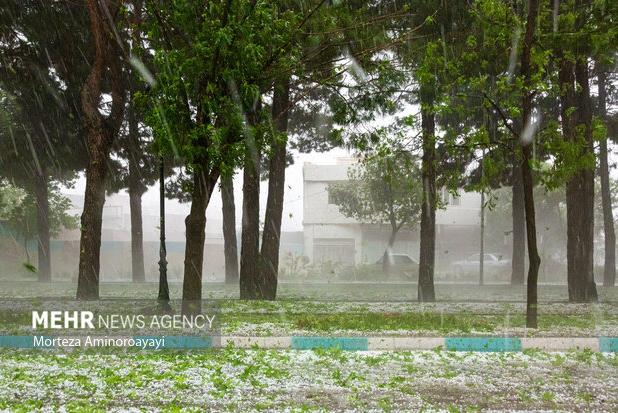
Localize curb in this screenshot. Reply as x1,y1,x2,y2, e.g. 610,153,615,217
0,335,616,352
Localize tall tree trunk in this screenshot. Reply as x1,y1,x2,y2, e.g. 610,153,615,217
34,172,51,282
598,68,615,287
77,147,108,299
158,156,170,306
221,173,239,285
511,159,526,285
182,170,218,315
559,52,598,302
127,97,146,283
259,79,290,300
573,56,598,301
418,105,436,302
521,0,541,328
128,183,145,283
240,142,261,300
76,0,125,300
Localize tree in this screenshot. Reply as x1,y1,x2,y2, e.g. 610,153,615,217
239,104,263,300
2,183,78,271
108,0,160,283
258,77,291,299
221,173,239,285
328,149,422,274
76,0,127,299
389,1,478,302
556,0,599,302
143,0,304,310
520,0,541,328
598,66,616,288
0,2,88,282
592,3,618,288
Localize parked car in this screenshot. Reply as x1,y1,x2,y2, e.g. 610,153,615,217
373,254,419,280
451,253,510,277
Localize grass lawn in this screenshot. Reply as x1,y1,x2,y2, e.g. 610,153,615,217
0,281,616,412
0,348,616,412
1,280,617,302
0,299,616,337
0,281,617,337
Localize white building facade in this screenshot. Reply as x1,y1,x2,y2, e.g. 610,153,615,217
303,159,483,268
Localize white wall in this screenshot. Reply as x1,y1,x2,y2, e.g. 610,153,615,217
436,191,482,227
302,162,483,266
304,223,363,264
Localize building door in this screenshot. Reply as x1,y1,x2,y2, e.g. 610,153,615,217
313,238,355,266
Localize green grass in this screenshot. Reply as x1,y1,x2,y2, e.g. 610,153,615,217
0,281,616,336
0,298,616,336
1,280,617,302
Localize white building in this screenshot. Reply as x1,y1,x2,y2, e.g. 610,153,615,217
303,158,483,267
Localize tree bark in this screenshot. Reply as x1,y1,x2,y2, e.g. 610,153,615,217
128,184,145,283
573,56,598,301
511,159,526,285
34,172,51,282
417,105,436,302
598,68,615,287
182,170,218,315
77,147,108,299
221,173,239,285
521,0,541,328
259,79,290,300
240,141,261,300
76,0,125,300
127,102,146,283
559,53,598,302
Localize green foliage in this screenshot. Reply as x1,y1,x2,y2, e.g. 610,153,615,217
0,182,22,220
327,149,422,230
0,182,78,263
141,0,308,180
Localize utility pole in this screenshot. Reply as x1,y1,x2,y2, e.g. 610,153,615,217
480,189,485,286
480,149,485,286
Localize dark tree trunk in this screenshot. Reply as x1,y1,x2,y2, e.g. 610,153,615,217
77,148,108,299
511,159,526,285
598,69,616,287
573,57,598,301
259,79,290,300
221,173,239,285
128,185,145,283
158,156,170,306
240,142,261,300
76,0,125,300
559,53,598,302
127,99,146,283
34,172,51,282
181,171,218,315
521,0,541,328
417,106,436,302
